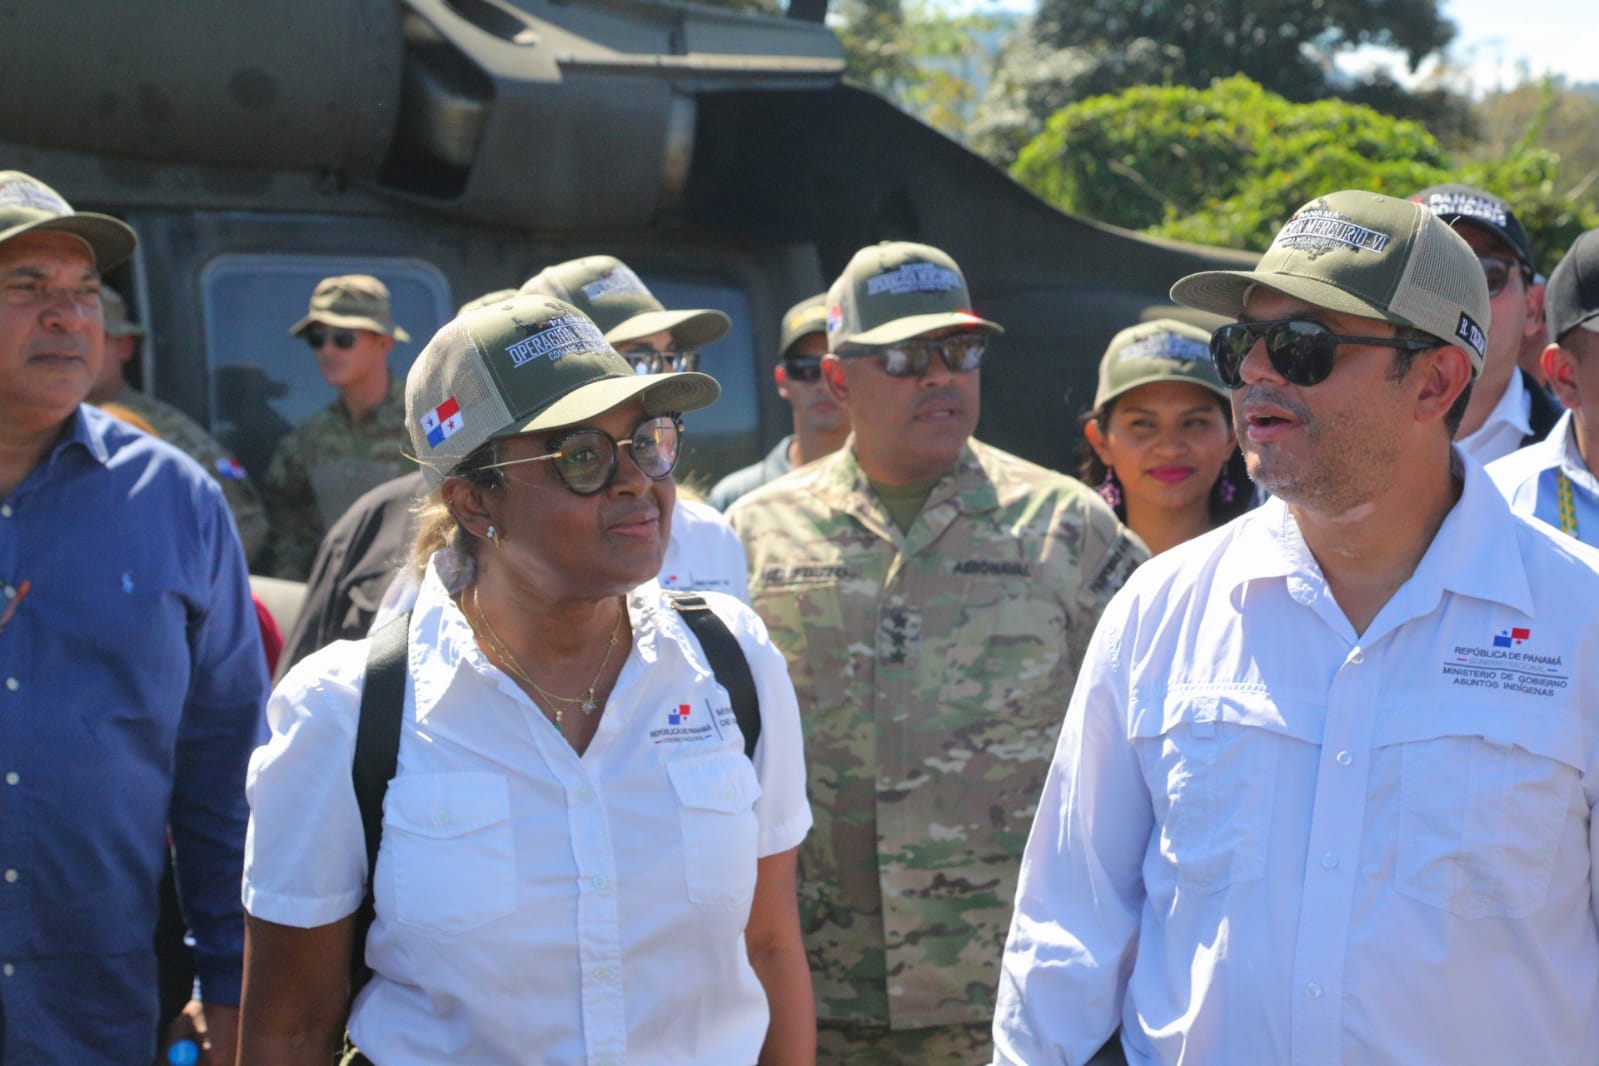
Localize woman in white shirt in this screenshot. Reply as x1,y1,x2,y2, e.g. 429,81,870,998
237,294,815,1065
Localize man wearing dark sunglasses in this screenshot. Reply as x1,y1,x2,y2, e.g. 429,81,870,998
729,241,1145,1064
264,274,414,579
521,255,751,602
708,292,851,511
1412,183,1560,464
996,190,1599,1066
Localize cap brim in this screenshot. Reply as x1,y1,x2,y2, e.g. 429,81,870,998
1099,370,1230,407
3,214,137,272
289,313,411,342
847,311,1004,347
1170,270,1406,329
606,309,731,349
510,370,721,436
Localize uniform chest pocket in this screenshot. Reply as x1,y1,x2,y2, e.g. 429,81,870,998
1130,692,1292,894
750,582,852,715
383,772,516,934
667,752,763,907
1388,708,1584,920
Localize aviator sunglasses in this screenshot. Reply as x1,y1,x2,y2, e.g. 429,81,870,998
1210,319,1439,389
1478,254,1527,299
304,327,359,350
837,333,988,378
479,414,683,496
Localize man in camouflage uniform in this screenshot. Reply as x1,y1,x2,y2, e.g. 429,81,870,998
726,241,1145,1063
88,284,269,566
262,274,412,579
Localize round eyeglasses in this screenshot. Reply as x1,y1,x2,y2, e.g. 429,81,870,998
479,414,683,495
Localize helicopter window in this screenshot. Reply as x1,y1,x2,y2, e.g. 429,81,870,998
200,254,453,483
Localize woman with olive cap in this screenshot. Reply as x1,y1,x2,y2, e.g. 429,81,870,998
237,295,815,1064
1079,318,1253,556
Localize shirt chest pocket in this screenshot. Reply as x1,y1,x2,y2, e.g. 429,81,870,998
382,772,517,934
1130,692,1302,894
1383,706,1585,920
667,752,763,907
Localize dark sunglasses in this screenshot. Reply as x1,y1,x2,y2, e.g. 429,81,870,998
621,349,699,375
1210,319,1439,389
1478,255,1527,299
837,333,988,378
481,414,683,496
305,327,358,350
782,355,823,383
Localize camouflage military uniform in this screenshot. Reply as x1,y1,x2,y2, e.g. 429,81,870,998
727,437,1144,1062
262,375,410,580
111,388,270,566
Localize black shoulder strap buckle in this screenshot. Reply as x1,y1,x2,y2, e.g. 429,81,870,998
667,592,762,761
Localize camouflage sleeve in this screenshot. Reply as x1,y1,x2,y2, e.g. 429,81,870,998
260,434,321,581
178,435,270,568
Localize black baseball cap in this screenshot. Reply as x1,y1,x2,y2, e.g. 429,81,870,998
1412,183,1536,274
1546,228,1599,341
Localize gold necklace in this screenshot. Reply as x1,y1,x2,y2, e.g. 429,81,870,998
469,587,623,725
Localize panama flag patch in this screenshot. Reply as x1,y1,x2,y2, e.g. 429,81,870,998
420,396,463,448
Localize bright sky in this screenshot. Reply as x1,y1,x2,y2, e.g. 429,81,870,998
1342,0,1598,96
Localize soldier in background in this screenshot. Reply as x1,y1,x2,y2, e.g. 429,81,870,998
88,284,269,566
709,292,851,511
727,241,1144,1063
262,274,412,580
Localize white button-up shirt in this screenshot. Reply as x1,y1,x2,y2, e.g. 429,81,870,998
1488,410,1599,547
244,560,811,1064
994,454,1599,1066
1456,367,1534,466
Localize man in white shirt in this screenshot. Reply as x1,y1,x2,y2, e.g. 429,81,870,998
994,190,1599,1065
1489,227,1599,544
1412,183,1560,463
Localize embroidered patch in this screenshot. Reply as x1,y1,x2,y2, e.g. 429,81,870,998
214,457,248,480
866,262,961,296
0,175,71,213
1272,201,1393,259
1118,333,1209,364
1417,191,1508,227
504,314,608,368
580,264,649,301
1455,312,1486,360
420,396,463,448
1441,630,1568,698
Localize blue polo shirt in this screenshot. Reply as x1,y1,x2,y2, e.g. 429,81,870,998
0,405,267,1065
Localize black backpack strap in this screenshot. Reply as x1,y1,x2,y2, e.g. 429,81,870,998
668,593,761,761
349,610,411,996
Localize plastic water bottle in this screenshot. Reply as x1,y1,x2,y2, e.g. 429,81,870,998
166,1038,200,1066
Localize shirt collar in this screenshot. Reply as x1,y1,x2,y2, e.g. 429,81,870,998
1462,366,1533,446
816,437,998,516
48,405,113,468
1550,411,1599,497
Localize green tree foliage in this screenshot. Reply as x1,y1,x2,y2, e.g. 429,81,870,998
1010,76,1599,266
971,0,1457,167
831,0,1000,137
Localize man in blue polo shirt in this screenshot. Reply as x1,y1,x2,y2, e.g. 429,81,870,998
0,171,267,1065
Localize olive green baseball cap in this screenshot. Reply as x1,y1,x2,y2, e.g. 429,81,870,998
778,293,828,360
457,288,519,316
290,275,412,341
100,285,145,338
1171,190,1490,372
826,241,1001,349
0,170,136,270
406,293,720,487
1092,318,1224,408
519,256,731,349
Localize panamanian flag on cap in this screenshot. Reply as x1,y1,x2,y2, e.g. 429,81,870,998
420,396,464,448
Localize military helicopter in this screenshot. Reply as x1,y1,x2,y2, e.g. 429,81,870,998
2,0,1252,551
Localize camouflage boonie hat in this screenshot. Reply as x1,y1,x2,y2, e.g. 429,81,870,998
825,241,1001,350
1412,182,1535,273
290,275,412,341
1171,189,1491,373
1092,318,1225,408
0,170,136,270
100,285,145,338
405,293,720,487
778,293,828,360
519,256,731,349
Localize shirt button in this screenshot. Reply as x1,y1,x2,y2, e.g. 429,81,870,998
593,966,611,981
3,772,15,786
2,586,12,599
1305,981,1323,999
1350,649,1365,664
3,869,17,883
4,679,16,692
1321,853,1339,870
591,875,608,890
2,963,12,977
576,788,596,805
1336,750,1353,767
0,505,11,518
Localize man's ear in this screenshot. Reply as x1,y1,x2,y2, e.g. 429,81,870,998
1522,278,1547,341
822,353,848,403
1543,342,1581,411
1415,345,1475,426
773,364,791,401
377,334,397,356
